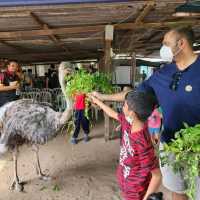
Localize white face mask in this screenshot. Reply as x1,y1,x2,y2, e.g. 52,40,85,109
125,116,133,124
160,45,173,63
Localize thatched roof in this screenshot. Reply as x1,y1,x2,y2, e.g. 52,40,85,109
0,0,199,64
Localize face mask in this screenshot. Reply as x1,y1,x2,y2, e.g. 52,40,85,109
160,45,173,62
160,40,183,63
125,116,133,124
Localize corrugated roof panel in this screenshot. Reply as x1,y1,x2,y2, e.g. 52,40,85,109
0,0,129,7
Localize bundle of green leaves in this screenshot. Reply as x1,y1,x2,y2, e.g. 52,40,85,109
65,69,113,97
65,69,113,119
161,123,200,200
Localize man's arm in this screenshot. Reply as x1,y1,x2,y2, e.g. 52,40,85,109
92,78,154,102
89,95,118,120
92,91,128,102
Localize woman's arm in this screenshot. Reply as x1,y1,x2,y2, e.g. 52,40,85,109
89,95,118,120
0,84,19,92
143,168,162,200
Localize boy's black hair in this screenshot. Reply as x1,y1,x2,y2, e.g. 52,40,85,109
147,192,163,200
125,90,157,122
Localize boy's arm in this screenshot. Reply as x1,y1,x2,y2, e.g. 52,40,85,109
142,168,162,200
89,95,118,120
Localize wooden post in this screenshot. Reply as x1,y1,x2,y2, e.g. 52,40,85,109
131,53,136,88
104,40,112,73
98,56,105,72
34,64,37,78
104,104,110,142
103,25,113,141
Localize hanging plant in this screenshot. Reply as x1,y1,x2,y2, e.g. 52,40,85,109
161,123,200,200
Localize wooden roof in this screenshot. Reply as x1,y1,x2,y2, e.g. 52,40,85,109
0,0,199,63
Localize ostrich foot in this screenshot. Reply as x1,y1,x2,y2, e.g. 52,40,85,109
10,181,24,192
39,174,51,181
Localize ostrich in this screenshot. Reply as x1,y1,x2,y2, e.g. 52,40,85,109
0,62,73,192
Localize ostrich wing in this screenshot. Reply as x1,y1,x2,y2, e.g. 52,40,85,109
1,99,62,145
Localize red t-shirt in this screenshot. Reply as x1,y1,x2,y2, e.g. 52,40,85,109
117,113,159,200
74,93,86,110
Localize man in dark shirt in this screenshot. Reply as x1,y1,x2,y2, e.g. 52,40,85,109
92,27,199,200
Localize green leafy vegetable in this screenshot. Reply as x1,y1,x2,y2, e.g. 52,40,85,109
40,186,47,191
65,69,114,119
52,184,60,192
161,124,200,200
65,69,113,96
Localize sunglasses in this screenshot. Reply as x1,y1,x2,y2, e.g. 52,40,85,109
169,71,183,91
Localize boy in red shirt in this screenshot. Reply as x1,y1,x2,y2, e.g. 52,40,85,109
71,93,89,144
89,91,161,200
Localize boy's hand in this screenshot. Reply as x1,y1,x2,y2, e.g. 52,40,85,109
115,124,121,132
87,94,103,107
88,94,100,105
91,91,104,101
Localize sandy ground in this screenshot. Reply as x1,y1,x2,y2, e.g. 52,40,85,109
0,120,172,200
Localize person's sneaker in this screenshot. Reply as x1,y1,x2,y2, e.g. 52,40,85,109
70,137,77,144
84,134,89,142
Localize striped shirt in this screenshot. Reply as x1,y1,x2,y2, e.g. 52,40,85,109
117,114,159,200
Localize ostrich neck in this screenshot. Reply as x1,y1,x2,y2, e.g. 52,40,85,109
58,68,72,110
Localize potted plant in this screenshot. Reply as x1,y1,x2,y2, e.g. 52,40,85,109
161,123,200,200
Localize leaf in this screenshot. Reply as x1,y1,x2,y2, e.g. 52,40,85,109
40,186,47,191
183,122,189,128
52,184,60,192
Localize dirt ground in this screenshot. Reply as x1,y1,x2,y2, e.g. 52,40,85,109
0,121,171,200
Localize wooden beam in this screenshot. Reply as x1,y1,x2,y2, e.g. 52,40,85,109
0,41,25,52
115,20,200,30
4,53,101,64
0,40,35,55
134,1,155,25
118,1,155,49
2,51,100,59
0,25,104,40
30,12,70,53
0,20,199,40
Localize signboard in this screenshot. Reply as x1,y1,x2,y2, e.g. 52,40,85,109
113,65,132,85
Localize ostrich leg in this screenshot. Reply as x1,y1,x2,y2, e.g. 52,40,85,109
32,144,51,181
10,146,23,192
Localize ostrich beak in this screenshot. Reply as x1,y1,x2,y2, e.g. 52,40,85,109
64,68,73,75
